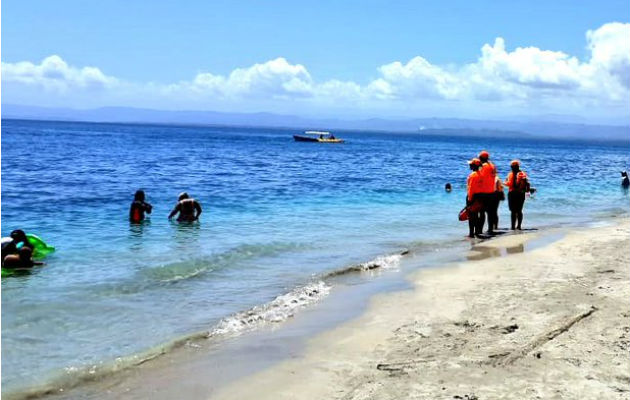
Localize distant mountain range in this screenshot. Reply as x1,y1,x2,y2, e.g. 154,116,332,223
2,104,628,141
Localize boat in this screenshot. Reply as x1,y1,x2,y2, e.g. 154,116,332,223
293,131,344,143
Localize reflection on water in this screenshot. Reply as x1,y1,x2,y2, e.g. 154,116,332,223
128,220,152,251
467,243,525,261
170,220,202,250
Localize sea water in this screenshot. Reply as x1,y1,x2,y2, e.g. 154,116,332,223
1,119,628,394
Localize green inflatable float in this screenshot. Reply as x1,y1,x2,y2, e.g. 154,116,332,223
2,234,54,277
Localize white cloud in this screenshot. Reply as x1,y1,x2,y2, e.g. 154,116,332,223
2,22,628,121
187,57,313,98
2,55,117,91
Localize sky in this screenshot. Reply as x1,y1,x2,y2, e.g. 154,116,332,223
2,0,630,124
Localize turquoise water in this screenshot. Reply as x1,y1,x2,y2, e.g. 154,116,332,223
1,119,629,394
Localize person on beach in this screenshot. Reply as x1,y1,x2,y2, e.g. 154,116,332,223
168,192,202,222
2,247,43,269
467,158,484,238
504,160,530,230
621,171,630,188
493,176,505,230
129,189,153,223
445,183,452,192
477,150,498,234
1,229,34,262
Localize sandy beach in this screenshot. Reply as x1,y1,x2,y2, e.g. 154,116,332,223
212,220,630,400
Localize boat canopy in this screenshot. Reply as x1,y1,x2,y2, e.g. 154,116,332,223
304,131,331,135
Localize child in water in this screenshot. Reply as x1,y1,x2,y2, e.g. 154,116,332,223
129,190,153,223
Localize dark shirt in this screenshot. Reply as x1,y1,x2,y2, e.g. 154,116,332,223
129,201,153,222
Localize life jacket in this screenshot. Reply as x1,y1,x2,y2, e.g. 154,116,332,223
467,170,483,201
505,171,529,192
478,161,497,193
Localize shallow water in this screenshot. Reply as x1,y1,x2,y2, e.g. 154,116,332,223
2,119,629,393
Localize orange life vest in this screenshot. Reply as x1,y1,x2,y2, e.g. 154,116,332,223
505,171,528,192
467,170,483,201
478,161,497,193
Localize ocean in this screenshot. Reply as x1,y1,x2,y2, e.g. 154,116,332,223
1,119,628,395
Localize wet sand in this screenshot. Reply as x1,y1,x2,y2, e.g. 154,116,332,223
214,220,630,399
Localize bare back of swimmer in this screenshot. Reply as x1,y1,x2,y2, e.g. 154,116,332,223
168,192,202,222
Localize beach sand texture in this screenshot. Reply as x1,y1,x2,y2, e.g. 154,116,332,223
215,221,630,400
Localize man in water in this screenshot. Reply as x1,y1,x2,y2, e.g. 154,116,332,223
129,189,153,223
445,183,452,192
504,160,530,230
168,192,202,222
621,171,630,188
477,150,498,234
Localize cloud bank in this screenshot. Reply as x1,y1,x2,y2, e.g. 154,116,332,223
2,22,629,122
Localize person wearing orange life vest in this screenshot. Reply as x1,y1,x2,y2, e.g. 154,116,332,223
477,150,498,234
129,189,153,223
504,160,530,230
466,158,484,238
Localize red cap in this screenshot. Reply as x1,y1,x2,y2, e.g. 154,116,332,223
510,159,520,167
468,158,481,166
479,150,490,159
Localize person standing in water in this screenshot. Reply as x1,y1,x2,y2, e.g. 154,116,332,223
129,190,153,223
466,158,484,238
477,150,498,234
621,171,630,188
504,160,530,230
168,192,202,222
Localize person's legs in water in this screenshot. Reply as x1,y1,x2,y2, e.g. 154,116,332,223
476,209,485,236
508,191,517,230
468,213,476,238
486,194,498,234
508,191,525,230
493,193,500,230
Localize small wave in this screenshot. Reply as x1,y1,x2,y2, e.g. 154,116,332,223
212,281,331,335
324,251,405,278
2,280,331,400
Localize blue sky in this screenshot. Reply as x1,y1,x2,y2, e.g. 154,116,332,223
2,0,629,123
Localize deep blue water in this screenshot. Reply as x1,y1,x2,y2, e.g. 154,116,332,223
1,119,629,393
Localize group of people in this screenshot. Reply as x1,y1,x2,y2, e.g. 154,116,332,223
465,150,532,238
129,190,202,223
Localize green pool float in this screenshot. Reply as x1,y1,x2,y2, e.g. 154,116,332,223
25,234,55,259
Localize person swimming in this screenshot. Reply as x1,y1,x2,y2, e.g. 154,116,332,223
129,189,153,223
445,183,452,192
621,171,629,188
168,192,202,222
1,229,34,261
2,247,43,269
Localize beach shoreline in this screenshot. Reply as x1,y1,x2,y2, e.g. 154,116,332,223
208,218,630,400
28,218,627,400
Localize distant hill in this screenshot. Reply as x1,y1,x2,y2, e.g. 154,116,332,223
2,104,628,141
